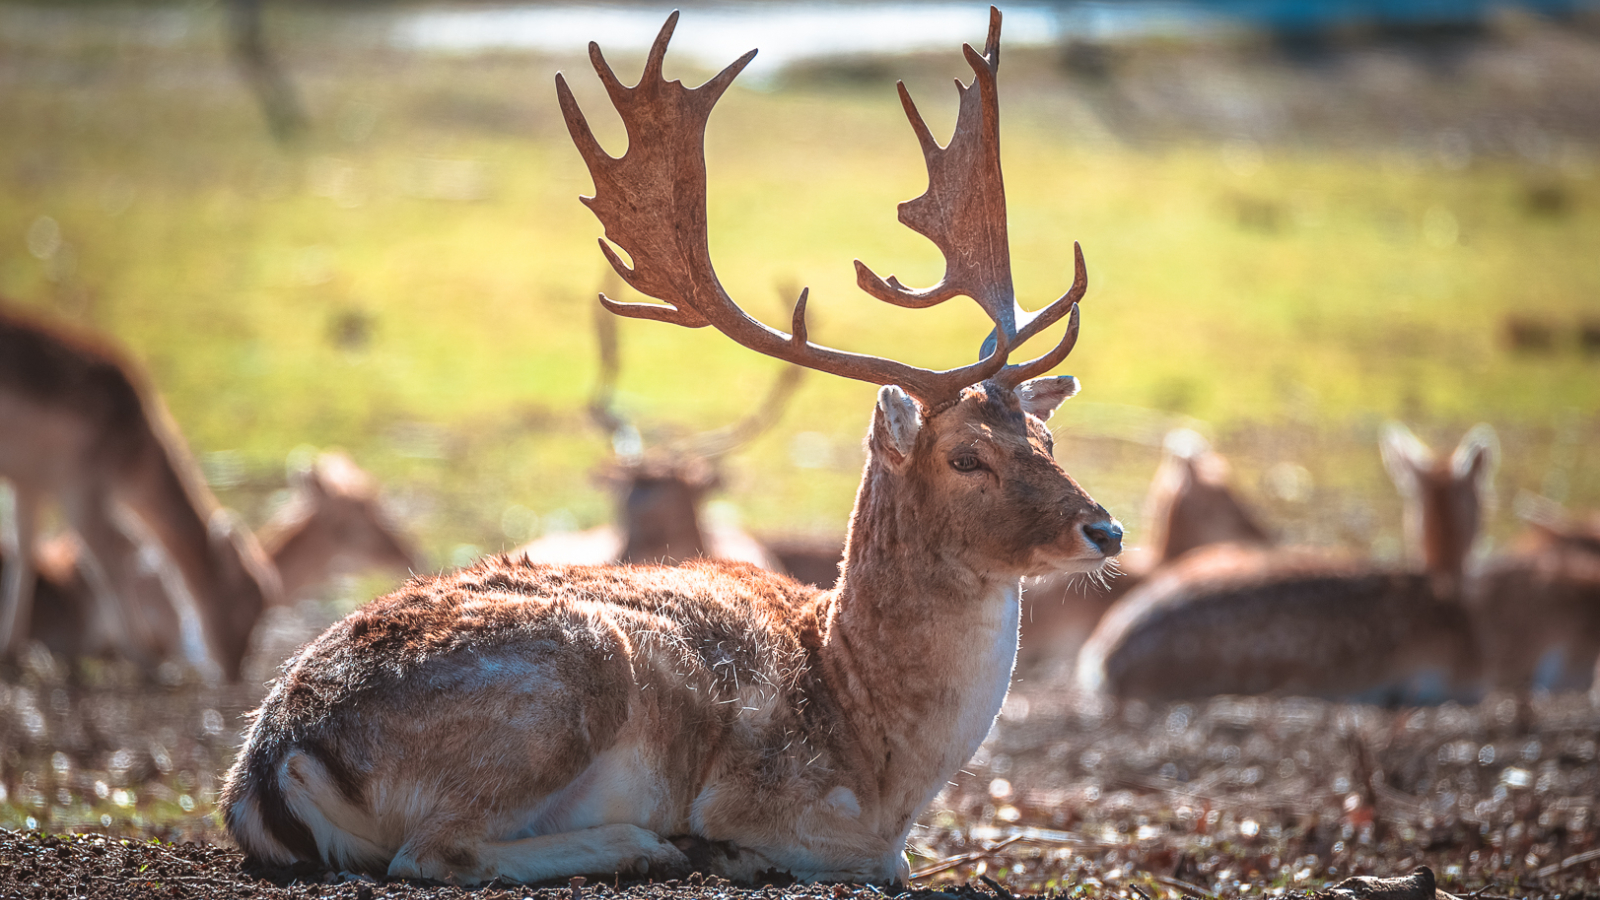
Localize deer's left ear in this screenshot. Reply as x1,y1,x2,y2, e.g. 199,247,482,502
1017,375,1080,421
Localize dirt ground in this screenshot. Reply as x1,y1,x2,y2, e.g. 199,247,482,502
3,592,1600,900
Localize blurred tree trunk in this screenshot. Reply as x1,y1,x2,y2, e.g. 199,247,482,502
228,0,308,145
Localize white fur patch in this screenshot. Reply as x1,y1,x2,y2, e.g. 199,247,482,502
280,750,390,872
1016,376,1080,421
823,786,861,818
227,791,294,865
952,582,1021,764
876,386,921,457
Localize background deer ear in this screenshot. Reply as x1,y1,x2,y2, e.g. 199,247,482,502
1452,423,1499,486
1380,421,1432,496
1017,375,1080,421
871,386,922,469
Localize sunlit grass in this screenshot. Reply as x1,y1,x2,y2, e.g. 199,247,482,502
2,5,1596,566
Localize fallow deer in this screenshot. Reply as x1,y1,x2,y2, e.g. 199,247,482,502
221,9,1120,885
257,451,422,604
1016,428,1271,675
5,451,420,665
1076,423,1494,703
516,305,797,571
1472,495,1600,695
0,304,280,680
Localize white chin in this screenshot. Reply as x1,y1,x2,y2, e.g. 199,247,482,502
1026,555,1108,578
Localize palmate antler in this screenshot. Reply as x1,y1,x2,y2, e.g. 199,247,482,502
555,6,1083,409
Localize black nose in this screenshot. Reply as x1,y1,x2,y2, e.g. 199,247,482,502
1082,520,1123,556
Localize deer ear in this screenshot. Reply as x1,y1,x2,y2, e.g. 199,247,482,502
1380,422,1432,496
871,385,922,469
1452,423,1498,485
1017,376,1080,421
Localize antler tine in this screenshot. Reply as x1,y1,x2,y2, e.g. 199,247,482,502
559,11,1017,409
998,301,1080,390
857,6,1089,386
989,241,1088,372
855,6,1020,332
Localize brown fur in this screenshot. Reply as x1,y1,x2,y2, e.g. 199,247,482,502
1077,424,1492,703
222,381,1118,883
1471,502,1600,694
0,304,279,679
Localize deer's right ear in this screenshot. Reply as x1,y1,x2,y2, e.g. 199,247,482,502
1380,422,1432,496
1017,376,1080,421
1451,423,1499,486
871,385,922,470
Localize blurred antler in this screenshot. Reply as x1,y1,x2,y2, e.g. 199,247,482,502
682,364,805,460
556,7,1087,410
586,290,645,459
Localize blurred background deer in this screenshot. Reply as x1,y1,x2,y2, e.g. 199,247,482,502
515,304,798,572
1016,428,1272,676
1,306,419,678
0,305,280,680
1076,423,1495,703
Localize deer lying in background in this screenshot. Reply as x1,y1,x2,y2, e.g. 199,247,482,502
222,9,1120,884
258,451,421,603
1472,494,1600,695
0,304,280,680
9,450,421,665
1077,423,1494,703
517,305,796,571
1015,428,1271,674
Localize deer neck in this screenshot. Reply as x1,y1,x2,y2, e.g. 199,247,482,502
822,461,1020,840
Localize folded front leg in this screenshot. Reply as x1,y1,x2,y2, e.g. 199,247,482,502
388,823,692,886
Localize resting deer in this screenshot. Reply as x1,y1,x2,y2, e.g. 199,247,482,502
221,9,1120,885
1472,495,1600,695
517,305,797,570
0,304,280,680
258,451,422,604
1076,423,1494,703
1016,428,1271,674
5,451,420,665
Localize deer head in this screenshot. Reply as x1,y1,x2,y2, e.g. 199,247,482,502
1143,429,1271,564
1382,422,1497,595
587,296,803,566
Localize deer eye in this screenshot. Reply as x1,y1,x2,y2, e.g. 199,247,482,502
951,454,983,473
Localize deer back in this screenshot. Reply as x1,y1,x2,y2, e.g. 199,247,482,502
1471,499,1600,693
1077,424,1496,702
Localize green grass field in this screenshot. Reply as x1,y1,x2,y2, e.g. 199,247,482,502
3,4,1597,571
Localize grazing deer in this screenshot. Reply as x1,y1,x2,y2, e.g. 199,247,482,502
1472,495,1600,695
517,306,797,570
221,9,1120,885
6,451,420,665
1076,423,1494,703
1016,428,1271,674
0,304,280,680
